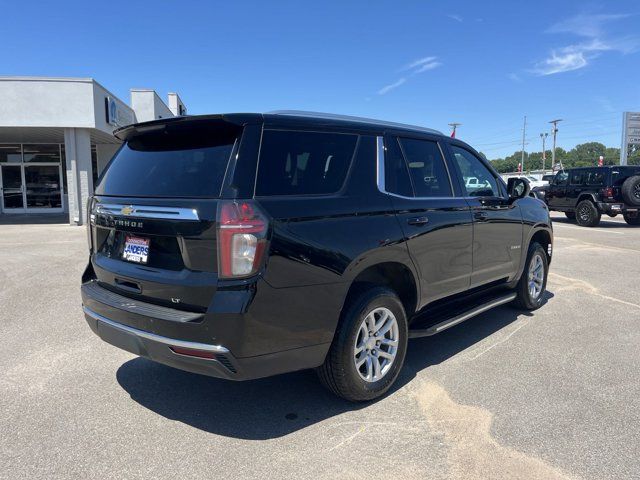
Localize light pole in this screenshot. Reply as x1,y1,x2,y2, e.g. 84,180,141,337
521,116,527,172
448,122,461,138
549,119,562,170
540,132,548,172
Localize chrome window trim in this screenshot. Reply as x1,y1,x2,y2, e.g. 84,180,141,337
376,136,462,201
83,306,229,353
94,203,200,221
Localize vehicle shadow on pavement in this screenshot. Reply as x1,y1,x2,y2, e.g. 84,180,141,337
116,291,553,440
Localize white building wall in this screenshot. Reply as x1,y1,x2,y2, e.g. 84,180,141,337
0,78,95,128
168,92,187,116
64,128,93,225
130,89,173,122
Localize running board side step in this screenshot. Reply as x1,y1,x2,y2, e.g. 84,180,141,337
408,292,517,339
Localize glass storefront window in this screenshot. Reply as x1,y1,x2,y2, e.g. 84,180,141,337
24,165,62,208
0,144,22,163
23,144,61,163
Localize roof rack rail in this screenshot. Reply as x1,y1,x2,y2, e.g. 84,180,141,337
268,110,443,135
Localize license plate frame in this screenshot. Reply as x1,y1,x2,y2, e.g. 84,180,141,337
122,235,150,264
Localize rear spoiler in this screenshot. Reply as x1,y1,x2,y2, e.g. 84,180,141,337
113,113,263,141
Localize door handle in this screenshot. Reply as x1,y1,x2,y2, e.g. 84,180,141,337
474,211,489,221
407,216,429,226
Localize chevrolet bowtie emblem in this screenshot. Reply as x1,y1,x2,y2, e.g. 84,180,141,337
120,205,135,216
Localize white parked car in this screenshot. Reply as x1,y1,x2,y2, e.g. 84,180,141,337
465,176,491,189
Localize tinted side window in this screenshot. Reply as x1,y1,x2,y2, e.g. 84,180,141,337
398,138,452,197
384,137,413,197
587,170,605,185
570,171,585,185
554,172,568,185
450,146,499,197
256,130,357,196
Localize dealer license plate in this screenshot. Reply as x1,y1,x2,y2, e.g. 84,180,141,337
122,236,150,264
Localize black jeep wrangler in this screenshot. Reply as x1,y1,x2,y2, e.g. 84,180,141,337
541,166,640,227
81,112,553,401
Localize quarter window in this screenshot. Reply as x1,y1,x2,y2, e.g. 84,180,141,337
384,137,413,197
450,146,499,197
397,138,452,197
256,130,357,196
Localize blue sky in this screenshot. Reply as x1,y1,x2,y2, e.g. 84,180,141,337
2,0,639,158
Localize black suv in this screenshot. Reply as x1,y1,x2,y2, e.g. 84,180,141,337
541,166,640,226
81,112,553,401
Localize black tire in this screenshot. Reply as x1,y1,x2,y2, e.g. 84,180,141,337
606,212,618,218
621,175,640,207
623,212,640,226
565,211,576,220
317,286,408,402
575,200,601,227
512,242,548,310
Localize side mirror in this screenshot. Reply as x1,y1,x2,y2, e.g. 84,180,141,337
507,177,530,200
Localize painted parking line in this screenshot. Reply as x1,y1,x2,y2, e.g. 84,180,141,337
552,223,626,235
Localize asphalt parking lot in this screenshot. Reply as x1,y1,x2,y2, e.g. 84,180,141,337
1,212,639,480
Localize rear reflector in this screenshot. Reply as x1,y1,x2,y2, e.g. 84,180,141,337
170,346,216,359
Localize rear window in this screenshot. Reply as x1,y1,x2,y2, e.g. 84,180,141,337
95,122,240,197
256,130,357,196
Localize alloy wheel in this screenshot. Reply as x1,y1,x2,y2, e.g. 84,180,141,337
528,253,545,299
353,307,399,382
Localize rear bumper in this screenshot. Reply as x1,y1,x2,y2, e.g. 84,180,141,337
598,202,639,215
83,305,329,381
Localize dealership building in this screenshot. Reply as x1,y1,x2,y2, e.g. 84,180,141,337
0,77,186,224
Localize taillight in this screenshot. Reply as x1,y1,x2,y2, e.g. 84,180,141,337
217,200,269,278
602,187,614,198
86,196,95,251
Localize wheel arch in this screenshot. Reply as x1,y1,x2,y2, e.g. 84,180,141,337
577,193,598,206
514,224,553,283
342,261,419,321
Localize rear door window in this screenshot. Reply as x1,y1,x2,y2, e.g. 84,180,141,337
256,130,357,196
398,138,452,197
96,122,240,197
586,170,605,185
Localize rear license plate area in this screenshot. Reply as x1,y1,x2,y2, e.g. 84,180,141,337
123,235,150,264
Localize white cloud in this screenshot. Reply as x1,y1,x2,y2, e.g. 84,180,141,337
377,78,407,95
548,13,630,38
508,72,522,82
377,55,441,95
447,14,463,23
533,50,588,75
532,12,639,75
403,56,438,71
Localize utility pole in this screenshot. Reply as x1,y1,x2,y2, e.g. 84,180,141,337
549,119,563,171
540,132,549,172
448,122,461,139
521,116,527,172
